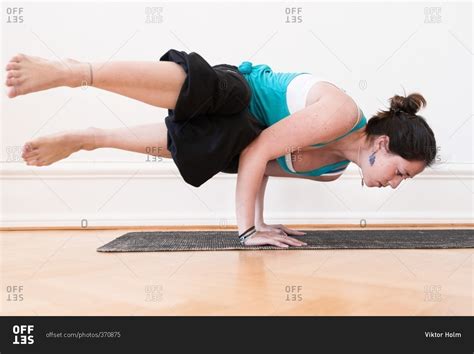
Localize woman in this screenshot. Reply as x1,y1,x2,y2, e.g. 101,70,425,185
5,49,437,248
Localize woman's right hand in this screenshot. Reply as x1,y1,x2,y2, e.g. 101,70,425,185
242,230,307,248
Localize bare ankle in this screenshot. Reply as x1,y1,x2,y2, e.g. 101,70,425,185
82,127,101,151
63,60,93,88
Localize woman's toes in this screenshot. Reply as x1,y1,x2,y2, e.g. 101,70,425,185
22,143,32,154
25,152,44,165
24,141,38,151
22,149,39,159
7,70,20,79
16,53,25,58
29,159,41,166
25,157,37,166
7,86,18,98
6,77,18,86
6,62,20,70
24,157,36,165
12,53,26,62
5,53,67,95
22,142,37,154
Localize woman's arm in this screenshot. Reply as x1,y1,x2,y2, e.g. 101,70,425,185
235,143,268,235
254,174,269,227
236,150,306,249
235,88,358,238
234,142,306,247
253,172,306,236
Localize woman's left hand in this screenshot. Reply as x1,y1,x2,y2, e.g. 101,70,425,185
256,223,307,236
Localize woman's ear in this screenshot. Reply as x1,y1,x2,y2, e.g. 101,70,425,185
375,135,390,154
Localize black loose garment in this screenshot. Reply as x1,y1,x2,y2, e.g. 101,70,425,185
160,49,265,187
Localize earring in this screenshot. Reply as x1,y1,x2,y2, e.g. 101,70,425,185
369,152,376,166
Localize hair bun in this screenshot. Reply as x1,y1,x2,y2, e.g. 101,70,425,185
389,93,426,115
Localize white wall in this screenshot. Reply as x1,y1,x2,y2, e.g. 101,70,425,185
1,1,472,228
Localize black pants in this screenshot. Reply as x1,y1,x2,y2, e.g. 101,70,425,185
160,49,265,187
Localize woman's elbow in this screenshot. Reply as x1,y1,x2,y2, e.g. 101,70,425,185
240,140,269,164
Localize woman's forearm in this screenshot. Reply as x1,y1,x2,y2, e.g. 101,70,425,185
235,146,268,235
255,174,269,227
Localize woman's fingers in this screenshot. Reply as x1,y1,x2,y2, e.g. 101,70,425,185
276,236,307,247
244,230,308,248
270,240,289,248
257,223,307,237
281,226,306,236
268,224,306,236
268,226,284,234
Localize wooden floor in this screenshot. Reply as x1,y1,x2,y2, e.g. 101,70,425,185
1,227,472,316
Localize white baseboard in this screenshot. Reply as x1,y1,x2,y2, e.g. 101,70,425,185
1,162,473,228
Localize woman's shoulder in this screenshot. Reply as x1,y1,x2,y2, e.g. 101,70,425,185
306,79,347,101
310,82,360,127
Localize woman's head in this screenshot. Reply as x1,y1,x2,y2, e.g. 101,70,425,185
360,92,437,188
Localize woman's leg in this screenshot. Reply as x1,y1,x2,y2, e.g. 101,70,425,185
5,53,186,109
22,122,172,166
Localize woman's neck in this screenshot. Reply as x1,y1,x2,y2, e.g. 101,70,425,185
328,129,369,167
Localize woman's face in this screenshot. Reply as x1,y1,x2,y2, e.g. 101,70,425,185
362,136,426,189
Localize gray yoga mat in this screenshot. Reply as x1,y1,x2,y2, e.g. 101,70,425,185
96,229,474,252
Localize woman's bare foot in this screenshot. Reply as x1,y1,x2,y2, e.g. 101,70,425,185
5,53,90,98
21,127,98,166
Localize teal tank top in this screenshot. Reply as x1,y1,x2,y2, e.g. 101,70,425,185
237,60,367,177
237,61,308,126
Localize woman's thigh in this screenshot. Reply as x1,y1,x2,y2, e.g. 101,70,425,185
93,61,186,109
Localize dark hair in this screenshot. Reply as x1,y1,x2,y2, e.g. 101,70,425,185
364,92,437,167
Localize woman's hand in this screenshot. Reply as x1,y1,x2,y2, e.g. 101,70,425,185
256,223,307,237
242,229,307,248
